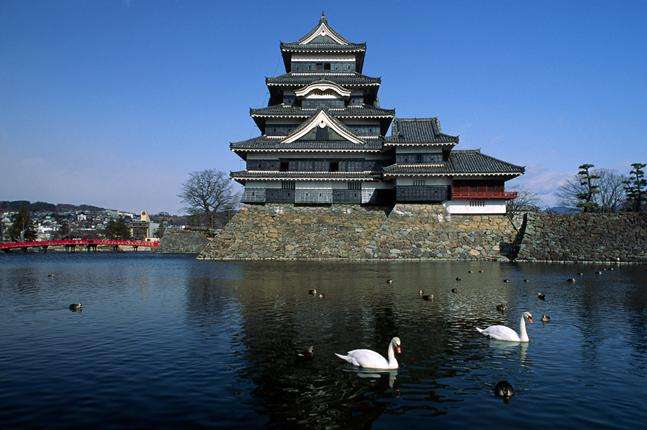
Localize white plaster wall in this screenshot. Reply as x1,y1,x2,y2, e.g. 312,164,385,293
361,180,393,203
444,200,507,214
245,181,281,189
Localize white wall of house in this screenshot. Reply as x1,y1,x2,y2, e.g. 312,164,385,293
361,180,392,203
444,200,507,214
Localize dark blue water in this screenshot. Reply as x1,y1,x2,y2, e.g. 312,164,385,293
1,253,646,429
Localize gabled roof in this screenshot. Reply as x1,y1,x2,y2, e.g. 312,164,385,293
282,110,364,144
383,150,525,177
386,117,459,145
297,14,350,45
280,15,366,72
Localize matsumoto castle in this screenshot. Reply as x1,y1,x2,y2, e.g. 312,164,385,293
230,14,524,214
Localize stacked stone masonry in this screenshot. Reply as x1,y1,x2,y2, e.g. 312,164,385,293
199,204,519,261
518,212,647,263
198,205,647,263
158,230,210,254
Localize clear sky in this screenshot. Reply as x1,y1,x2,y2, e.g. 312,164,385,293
1,0,646,213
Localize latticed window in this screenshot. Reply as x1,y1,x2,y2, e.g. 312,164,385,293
414,179,426,186
281,181,295,190
348,182,361,190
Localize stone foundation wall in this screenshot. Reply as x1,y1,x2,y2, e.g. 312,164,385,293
158,230,210,254
198,204,518,261
517,212,647,263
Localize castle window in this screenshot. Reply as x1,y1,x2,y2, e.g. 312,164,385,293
469,200,486,207
348,182,361,190
329,161,339,172
324,63,331,71
315,126,328,140
414,179,426,186
280,161,289,171
281,181,295,190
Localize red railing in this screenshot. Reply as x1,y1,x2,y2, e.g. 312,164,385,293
451,190,518,200
0,239,159,250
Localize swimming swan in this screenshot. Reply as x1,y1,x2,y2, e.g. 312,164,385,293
335,337,401,370
476,312,534,342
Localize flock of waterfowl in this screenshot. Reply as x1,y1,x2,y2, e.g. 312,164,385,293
300,266,616,401
61,265,617,401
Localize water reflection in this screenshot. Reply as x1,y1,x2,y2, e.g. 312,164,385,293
0,255,646,429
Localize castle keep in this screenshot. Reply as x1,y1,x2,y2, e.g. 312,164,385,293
230,14,524,214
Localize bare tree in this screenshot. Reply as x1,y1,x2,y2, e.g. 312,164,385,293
596,169,626,212
506,189,541,227
557,168,625,212
556,175,586,210
178,169,239,229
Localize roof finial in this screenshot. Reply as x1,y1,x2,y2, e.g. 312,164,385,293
321,11,326,21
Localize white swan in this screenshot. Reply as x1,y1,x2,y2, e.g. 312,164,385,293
335,337,401,370
476,312,534,342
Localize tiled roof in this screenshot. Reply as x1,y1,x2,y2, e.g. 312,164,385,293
230,136,383,152
386,117,459,145
231,170,380,180
383,150,525,176
280,42,366,52
250,105,395,118
266,73,380,87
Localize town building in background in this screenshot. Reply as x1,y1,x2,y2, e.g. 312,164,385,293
230,14,524,214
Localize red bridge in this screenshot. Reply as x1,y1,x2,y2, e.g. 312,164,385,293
0,239,159,251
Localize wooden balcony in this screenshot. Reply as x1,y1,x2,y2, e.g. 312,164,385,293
451,190,517,200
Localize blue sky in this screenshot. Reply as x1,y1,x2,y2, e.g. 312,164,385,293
1,0,646,213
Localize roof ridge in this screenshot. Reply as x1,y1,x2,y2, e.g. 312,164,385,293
293,15,353,45
395,117,440,122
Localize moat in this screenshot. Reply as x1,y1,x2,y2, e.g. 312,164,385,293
1,253,646,429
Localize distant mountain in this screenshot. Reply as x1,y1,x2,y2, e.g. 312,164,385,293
0,200,111,213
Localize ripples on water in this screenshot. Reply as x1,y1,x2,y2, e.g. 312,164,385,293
0,253,646,429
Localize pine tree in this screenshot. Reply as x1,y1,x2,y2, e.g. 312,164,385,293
8,204,32,241
623,163,646,212
105,217,132,239
23,221,37,241
155,221,166,239
576,164,600,212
